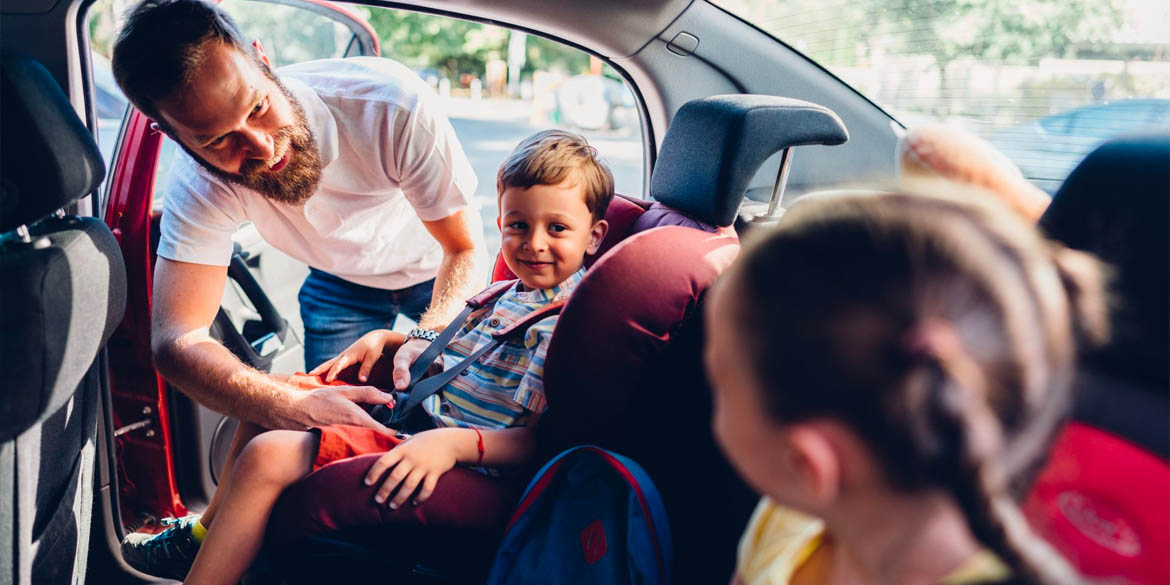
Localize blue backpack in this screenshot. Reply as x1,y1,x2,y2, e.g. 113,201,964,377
486,446,673,585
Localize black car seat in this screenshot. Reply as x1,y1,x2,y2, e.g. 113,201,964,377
0,54,128,585
1023,134,1169,585
262,95,848,585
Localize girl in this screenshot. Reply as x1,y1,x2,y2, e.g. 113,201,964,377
706,188,1107,585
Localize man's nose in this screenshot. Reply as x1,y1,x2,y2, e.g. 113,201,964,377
241,128,275,161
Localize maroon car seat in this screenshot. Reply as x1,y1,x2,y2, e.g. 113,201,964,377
263,95,849,585
1023,134,1170,585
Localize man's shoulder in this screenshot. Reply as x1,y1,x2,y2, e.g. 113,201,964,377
279,57,433,111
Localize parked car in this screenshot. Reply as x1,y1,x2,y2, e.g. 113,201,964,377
990,99,1170,193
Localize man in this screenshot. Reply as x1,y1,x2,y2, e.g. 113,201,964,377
110,0,487,575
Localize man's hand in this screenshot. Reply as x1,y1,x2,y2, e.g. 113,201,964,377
308,329,405,383
391,337,432,390
283,384,397,434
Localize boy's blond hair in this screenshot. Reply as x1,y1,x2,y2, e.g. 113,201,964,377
497,130,615,222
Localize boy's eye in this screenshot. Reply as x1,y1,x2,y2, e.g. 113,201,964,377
506,221,528,230
549,224,567,233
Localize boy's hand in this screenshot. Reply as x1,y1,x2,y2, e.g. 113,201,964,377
364,428,467,509
309,329,405,383
391,337,433,390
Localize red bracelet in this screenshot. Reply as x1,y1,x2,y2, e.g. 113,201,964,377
472,428,485,466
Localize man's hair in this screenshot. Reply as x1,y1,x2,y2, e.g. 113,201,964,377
497,130,615,222
111,0,256,124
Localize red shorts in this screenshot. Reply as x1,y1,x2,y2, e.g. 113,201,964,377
311,425,405,471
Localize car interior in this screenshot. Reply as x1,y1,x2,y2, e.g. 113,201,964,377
1,0,1167,584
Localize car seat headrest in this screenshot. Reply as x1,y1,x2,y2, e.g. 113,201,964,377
1040,133,1170,390
541,226,739,446
650,95,848,228
0,53,106,234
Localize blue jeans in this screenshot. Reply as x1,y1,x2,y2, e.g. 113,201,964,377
298,268,434,370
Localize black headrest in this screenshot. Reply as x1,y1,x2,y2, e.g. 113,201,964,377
1040,133,1170,391
649,95,848,227
0,53,106,233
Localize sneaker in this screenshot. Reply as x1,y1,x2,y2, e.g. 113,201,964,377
121,514,202,580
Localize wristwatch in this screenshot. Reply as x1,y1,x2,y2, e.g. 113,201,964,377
406,327,439,343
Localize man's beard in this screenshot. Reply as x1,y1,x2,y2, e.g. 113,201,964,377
185,76,323,205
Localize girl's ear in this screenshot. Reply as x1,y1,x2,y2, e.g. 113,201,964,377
784,425,842,507
586,219,609,254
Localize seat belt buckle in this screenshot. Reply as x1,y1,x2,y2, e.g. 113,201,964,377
370,391,408,427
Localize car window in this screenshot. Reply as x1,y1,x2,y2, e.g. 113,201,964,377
713,0,1170,193
353,6,646,254
89,1,646,258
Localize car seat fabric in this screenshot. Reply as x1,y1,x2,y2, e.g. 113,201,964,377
0,54,127,585
1027,134,1169,583
1039,133,1169,394
1024,423,1168,585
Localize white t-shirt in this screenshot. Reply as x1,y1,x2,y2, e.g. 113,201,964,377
156,57,481,290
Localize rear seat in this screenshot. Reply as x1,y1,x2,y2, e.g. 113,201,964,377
263,95,849,584
1024,134,1170,585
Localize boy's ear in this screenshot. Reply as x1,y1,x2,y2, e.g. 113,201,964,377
586,218,609,255
784,425,841,507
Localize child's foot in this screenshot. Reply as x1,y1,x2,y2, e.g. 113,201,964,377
121,514,202,579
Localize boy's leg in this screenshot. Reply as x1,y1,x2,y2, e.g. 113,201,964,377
183,430,318,585
200,420,267,527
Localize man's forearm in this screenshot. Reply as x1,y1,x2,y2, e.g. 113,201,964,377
417,248,483,330
153,330,301,429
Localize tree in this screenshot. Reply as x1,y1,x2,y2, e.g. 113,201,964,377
875,0,1121,114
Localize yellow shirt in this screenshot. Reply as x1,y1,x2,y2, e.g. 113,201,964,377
737,498,1011,585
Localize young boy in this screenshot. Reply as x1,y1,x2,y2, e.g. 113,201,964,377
130,130,613,584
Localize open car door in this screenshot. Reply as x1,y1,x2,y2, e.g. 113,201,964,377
93,0,379,577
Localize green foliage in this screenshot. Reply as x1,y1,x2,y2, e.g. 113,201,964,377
357,6,593,80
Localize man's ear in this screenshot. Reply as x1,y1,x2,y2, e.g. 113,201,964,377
253,39,272,68
586,218,609,254
784,425,841,507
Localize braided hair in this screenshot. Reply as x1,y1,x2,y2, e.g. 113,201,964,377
727,187,1108,584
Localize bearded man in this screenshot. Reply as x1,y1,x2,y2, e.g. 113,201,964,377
110,0,489,575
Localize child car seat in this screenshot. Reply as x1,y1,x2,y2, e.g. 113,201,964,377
264,95,849,585
1024,134,1170,585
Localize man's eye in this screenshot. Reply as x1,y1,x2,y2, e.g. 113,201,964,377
206,136,227,150
251,98,266,116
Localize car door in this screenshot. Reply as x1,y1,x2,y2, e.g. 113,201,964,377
93,0,378,574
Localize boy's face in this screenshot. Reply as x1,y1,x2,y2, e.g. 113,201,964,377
498,180,608,290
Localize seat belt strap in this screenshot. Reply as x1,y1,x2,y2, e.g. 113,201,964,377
386,297,567,425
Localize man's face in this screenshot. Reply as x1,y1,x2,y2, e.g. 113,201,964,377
498,179,606,290
155,41,321,204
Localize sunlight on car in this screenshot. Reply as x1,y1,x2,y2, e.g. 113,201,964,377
715,0,1170,192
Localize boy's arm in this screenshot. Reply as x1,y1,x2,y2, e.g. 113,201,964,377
365,422,540,509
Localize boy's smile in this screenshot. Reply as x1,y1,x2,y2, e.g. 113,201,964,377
498,180,608,290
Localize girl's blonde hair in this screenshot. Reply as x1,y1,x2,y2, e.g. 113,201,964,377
727,187,1108,584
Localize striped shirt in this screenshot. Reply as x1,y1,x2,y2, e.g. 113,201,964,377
422,268,585,431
